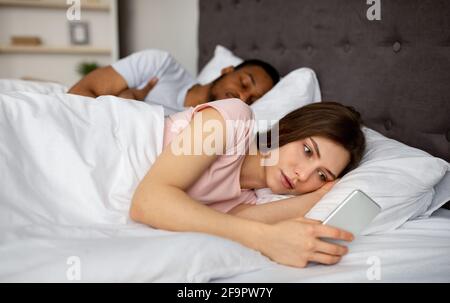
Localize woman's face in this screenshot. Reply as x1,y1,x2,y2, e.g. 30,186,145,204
264,136,350,195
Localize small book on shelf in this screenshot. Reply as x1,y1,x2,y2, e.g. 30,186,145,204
11,36,42,46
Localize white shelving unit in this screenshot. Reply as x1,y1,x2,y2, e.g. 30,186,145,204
0,0,119,86
0,0,110,10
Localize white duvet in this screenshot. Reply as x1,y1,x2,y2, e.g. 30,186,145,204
0,91,164,226
0,90,269,282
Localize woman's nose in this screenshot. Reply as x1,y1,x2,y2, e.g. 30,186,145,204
294,167,313,182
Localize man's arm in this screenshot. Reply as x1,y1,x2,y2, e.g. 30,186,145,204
117,77,158,101
68,66,128,98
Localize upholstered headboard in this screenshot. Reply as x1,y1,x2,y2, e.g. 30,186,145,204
198,0,450,162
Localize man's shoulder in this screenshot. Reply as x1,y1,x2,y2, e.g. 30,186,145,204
131,48,172,62
136,49,190,73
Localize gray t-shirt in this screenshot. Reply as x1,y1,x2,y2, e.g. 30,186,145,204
112,49,197,116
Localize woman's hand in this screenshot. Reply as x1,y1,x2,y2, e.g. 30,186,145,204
258,217,353,268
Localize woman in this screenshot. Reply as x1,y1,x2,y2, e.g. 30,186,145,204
130,99,366,268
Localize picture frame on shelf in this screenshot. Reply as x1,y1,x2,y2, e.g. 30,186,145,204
69,21,90,45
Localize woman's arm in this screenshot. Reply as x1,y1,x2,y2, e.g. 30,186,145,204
228,180,339,224
228,191,323,224
130,107,265,250
131,182,266,251
130,108,353,267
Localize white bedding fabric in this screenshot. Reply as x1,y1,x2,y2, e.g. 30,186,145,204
0,90,165,226
0,89,270,282
1,80,449,282
213,209,450,283
0,79,68,94
0,223,268,282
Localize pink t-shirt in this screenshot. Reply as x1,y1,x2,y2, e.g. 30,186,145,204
163,98,257,213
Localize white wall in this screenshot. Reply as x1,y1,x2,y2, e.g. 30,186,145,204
120,0,199,75
0,0,199,85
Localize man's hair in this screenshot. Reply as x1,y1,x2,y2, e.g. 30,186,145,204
235,59,281,86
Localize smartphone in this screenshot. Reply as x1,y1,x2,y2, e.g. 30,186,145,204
322,189,381,240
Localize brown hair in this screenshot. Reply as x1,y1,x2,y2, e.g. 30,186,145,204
257,102,366,177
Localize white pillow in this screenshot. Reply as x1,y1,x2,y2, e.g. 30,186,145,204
251,68,321,133
197,45,243,84
256,127,450,235
196,45,322,133
421,170,450,217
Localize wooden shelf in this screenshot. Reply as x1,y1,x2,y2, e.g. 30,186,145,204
0,0,110,11
0,45,111,55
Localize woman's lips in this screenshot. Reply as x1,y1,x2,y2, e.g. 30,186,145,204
280,170,294,190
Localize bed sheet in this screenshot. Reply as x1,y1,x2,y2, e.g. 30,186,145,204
212,209,450,283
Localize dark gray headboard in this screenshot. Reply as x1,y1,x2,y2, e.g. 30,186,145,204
198,0,450,162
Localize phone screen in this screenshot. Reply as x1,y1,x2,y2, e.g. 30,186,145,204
322,190,381,238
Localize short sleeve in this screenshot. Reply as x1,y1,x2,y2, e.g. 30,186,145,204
111,49,170,89
191,99,255,155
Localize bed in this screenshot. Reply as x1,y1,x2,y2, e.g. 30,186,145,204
197,0,450,282
213,208,450,283
0,0,449,283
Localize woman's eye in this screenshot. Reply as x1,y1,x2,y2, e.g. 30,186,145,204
303,145,312,156
318,171,327,182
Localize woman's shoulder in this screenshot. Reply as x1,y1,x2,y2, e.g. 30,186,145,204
194,98,254,122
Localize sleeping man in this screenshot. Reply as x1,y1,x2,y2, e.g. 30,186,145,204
68,49,280,115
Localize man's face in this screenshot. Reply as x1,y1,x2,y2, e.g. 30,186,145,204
208,65,274,105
